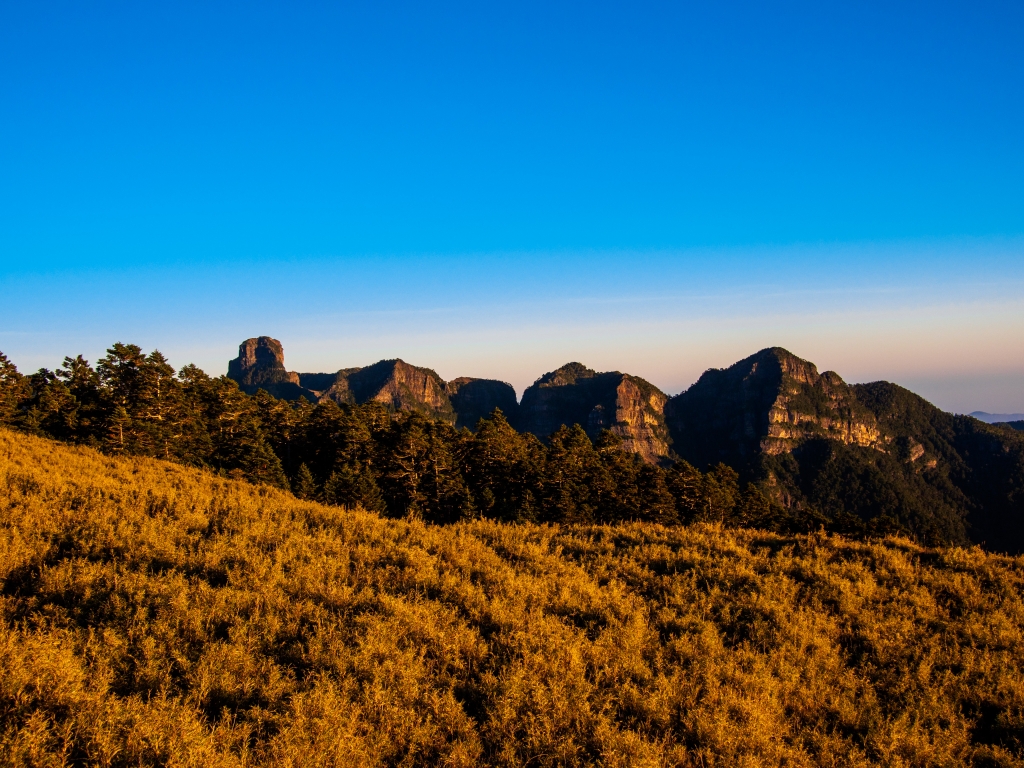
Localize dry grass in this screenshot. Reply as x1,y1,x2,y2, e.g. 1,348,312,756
2,427,1024,767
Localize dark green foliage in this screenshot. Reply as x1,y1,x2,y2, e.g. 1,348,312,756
293,463,317,500
463,409,544,522
323,465,387,513
761,440,968,547
0,352,26,426
852,382,1024,551
0,344,777,533
2,343,1020,549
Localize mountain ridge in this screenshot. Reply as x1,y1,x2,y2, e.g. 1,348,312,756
225,341,1024,544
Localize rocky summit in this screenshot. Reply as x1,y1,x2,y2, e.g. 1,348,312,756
662,347,1024,552
665,347,883,469
226,337,312,401
519,362,671,464
225,339,1024,551
227,338,513,427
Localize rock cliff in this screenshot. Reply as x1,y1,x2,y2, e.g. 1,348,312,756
228,339,510,427
314,360,456,422
665,347,883,469
445,377,519,430
519,363,671,464
226,337,314,400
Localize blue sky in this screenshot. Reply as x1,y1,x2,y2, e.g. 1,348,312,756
2,1,1023,410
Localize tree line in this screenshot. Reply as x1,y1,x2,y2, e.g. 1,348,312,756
0,344,894,535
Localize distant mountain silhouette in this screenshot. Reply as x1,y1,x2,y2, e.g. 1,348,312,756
445,377,519,431
970,411,1024,423
227,337,312,401
664,347,883,468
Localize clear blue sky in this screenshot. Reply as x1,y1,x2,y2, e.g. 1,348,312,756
2,1,1023,410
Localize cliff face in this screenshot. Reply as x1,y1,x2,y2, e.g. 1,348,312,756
301,360,455,422
665,347,883,469
519,363,671,464
229,339,510,427
446,377,519,430
227,337,313,400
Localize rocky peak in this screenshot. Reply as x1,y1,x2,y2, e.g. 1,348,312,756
665,347,883,469
309,359,453,421
534,362,598,388
228,337,294,386
224,336,517,428
520,363,671,464
226,337,310,400
224,340,671,461
362,359,454,420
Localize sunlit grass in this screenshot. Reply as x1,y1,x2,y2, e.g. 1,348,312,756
2,427,1023,766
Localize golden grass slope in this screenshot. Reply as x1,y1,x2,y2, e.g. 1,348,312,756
2,428,1024,767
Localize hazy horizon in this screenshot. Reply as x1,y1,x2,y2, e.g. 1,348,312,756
4,238,1023,413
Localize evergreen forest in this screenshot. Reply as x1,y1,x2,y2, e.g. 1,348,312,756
0,344,901,540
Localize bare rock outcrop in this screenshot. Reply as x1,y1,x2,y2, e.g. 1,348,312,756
314,360,456,422
228,338,513,426
665,347,883,469
227,337,313,400
519,362,671,464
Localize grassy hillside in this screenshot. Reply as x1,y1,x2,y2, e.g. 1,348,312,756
2,429,1024,767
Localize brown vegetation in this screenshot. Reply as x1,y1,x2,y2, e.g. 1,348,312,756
2,427,1024,766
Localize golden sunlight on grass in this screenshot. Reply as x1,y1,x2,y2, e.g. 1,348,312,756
2,428,1023,767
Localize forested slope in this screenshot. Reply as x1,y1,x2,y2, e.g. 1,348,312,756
2,343,1022,551
2,429,1024,767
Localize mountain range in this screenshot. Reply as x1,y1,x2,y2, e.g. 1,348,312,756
229,336,1024,551
970,411,1024,423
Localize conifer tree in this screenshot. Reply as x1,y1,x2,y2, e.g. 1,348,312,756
22,370,80,441
135,350,185,459
0,352,27,426
58,356,101,443
294,463,317,500
465,409,544,521
106,405,132,454
542,424,612,524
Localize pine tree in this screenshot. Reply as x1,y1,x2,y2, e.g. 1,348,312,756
0,351,27,426
106,405,132,454
23,370,79,441
466,410,544,521
98,343,146,453
238,434,289,489
294,463,317,500
135,350,184,459
58,356,101,443
541,425,611,524
323,464,386,513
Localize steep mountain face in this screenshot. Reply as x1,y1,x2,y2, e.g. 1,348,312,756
226,337,313,401
519,363,670,464
314,360,456,422
228,339,505,426
665,347,1024,552
445,377,519,430
665,347,883,469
